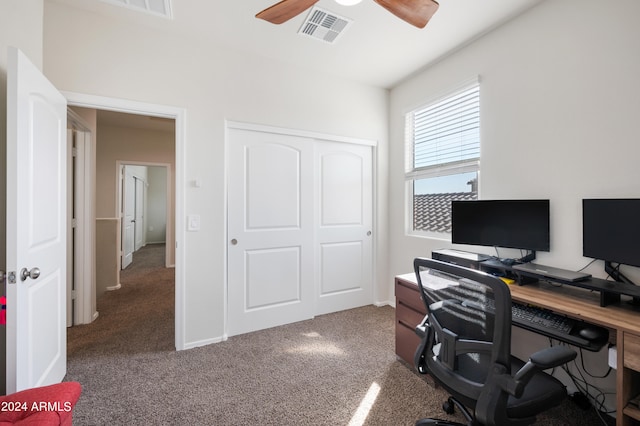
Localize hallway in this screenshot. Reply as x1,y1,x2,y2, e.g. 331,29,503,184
68,243,175,357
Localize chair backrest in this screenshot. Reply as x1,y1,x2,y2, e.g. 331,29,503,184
413,258,512,412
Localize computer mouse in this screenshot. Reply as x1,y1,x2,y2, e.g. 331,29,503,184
579,327,603,341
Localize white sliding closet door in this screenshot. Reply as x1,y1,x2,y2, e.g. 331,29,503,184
227,129,315,336
227,126,374,336
315,142,373,315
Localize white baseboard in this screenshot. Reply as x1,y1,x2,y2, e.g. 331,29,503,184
182,335,227,351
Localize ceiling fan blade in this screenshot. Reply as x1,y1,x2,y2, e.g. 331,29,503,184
256,0,320,25
374,0,439,29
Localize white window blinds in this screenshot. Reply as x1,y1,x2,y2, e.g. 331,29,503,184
406,80,480,179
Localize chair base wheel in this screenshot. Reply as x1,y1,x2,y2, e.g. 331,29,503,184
443,398,455,415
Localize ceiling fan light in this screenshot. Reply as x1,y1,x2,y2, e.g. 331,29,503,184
335,0,362,6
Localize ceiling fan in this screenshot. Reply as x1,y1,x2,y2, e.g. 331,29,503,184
256,0,439,29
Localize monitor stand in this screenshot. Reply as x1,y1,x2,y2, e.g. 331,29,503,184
605,261,640,305
518,251,536,264
500,250,536,265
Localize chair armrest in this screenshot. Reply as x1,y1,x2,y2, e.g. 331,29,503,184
414,314,431,375
510,346,576,397
414,314,429,338
529,345,577,369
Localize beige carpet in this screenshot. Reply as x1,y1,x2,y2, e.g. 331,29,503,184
65,244,608,425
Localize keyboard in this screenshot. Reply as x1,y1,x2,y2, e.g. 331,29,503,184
425,267,609,351
510,301,608,351
512,302,574,334
468,297,608,351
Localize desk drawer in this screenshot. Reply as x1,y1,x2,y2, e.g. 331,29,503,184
397,301,425,329
624,332,640,371
396,281,425,313
396,321,422,367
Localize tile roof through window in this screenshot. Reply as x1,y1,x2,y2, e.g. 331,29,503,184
414,192,478,233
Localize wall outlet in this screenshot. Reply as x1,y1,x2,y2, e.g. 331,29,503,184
608,346,617,369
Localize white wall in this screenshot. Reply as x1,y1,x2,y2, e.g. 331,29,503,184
96,124,175,265
388,0,640,411
42,1,389,347
388,0,640,284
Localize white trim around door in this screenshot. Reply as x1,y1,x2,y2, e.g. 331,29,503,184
62,91,187,351
67,108,97,326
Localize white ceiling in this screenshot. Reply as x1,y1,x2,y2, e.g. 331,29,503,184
48,0,544,89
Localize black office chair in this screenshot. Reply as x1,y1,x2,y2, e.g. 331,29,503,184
413,258,577,426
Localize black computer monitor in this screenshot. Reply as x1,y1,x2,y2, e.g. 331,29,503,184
583,199,640,269
451,199,550,252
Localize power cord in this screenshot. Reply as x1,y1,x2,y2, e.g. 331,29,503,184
548,339,614,425
578,346,612,379
577,258,598,273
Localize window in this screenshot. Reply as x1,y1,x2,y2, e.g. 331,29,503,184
405,79,480,236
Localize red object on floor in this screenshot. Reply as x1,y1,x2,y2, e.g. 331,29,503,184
0,296,6,325
0,382,81,425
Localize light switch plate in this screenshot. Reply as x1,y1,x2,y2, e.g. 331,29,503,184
187,214,201,231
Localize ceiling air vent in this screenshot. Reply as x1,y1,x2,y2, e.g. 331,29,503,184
298,7,352,44
98,0,173,19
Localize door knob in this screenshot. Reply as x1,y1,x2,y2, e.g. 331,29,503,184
230,239,238,245
20,267,40,281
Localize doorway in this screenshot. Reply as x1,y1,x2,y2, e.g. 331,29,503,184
119,163,171,270
65,92,186,350
95,115,175,349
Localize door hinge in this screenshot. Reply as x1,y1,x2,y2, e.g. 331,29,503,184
72,147,78,157
72,218,77,228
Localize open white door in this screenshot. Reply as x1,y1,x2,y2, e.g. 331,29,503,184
121,167,135,269
134,176,145,251
6,47,67,393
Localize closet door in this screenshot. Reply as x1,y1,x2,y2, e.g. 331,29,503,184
227,128,315,336
315,142,373,315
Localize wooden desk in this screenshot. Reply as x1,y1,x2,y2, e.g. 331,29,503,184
394,273,640,426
